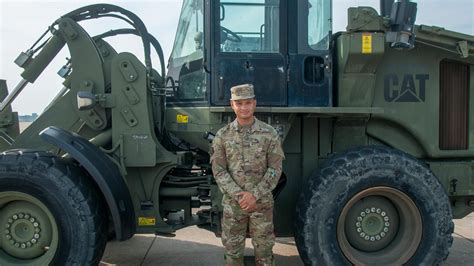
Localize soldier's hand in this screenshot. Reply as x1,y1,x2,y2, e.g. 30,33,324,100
236,191,257,212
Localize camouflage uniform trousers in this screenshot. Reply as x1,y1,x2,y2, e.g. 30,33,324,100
221,195,275,266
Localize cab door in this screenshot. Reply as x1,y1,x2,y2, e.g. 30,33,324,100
210,0,287,106
287,0,332,107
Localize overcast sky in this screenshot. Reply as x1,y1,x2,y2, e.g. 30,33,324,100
0,0,473,115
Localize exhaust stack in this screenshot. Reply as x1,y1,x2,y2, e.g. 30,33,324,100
380,0,395,17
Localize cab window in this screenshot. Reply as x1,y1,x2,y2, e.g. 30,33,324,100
169,0,206,101
307,0,331,50
171,0,204,59
219,0,280,53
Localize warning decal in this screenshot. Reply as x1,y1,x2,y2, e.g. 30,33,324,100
177,114,189,123
362,33,372,54
138,217,156,226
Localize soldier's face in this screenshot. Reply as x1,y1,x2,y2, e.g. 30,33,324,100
230,98,256,120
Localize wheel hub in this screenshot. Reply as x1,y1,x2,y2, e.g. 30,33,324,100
338,187,422,265
356,207,390,242
345,196,399,252
5,213,42,250
0,200,53,260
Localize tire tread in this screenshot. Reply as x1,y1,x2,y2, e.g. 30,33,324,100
0,149,107,265
294,146,454,266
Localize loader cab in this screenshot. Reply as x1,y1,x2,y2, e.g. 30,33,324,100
166,0,332,107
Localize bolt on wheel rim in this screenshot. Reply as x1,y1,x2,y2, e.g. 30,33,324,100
6,211,45,253
345,195,399,252
337,187,422,265
0,192,58,264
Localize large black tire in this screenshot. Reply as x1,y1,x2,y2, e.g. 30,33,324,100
295,146,453,265
0,150,107,265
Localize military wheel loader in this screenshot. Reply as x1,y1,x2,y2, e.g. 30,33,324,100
0,0,473,265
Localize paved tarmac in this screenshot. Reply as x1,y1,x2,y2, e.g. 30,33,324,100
100,213,474,265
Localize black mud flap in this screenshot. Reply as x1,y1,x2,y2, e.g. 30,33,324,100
40,126,135,240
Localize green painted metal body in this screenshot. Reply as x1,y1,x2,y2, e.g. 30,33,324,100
163,5,474,226
0,2,473,245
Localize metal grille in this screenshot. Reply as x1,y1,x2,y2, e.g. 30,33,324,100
439,60,469,150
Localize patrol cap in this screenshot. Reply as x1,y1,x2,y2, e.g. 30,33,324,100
230,84,255,101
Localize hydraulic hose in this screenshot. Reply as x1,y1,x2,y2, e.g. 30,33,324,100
57,4,153,74
21,34,65,83
93,28,166,80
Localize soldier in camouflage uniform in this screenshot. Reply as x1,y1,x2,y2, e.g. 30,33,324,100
210,84,285,266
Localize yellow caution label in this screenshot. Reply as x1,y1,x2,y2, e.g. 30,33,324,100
362,33,372,54
177,114,189,124
138,217,156,226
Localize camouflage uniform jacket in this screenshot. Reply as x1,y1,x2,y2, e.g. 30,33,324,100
211,118,285,202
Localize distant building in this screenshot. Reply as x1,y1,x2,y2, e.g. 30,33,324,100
18,113,38,122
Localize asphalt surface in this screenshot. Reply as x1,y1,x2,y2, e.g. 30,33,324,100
100,213,474,266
